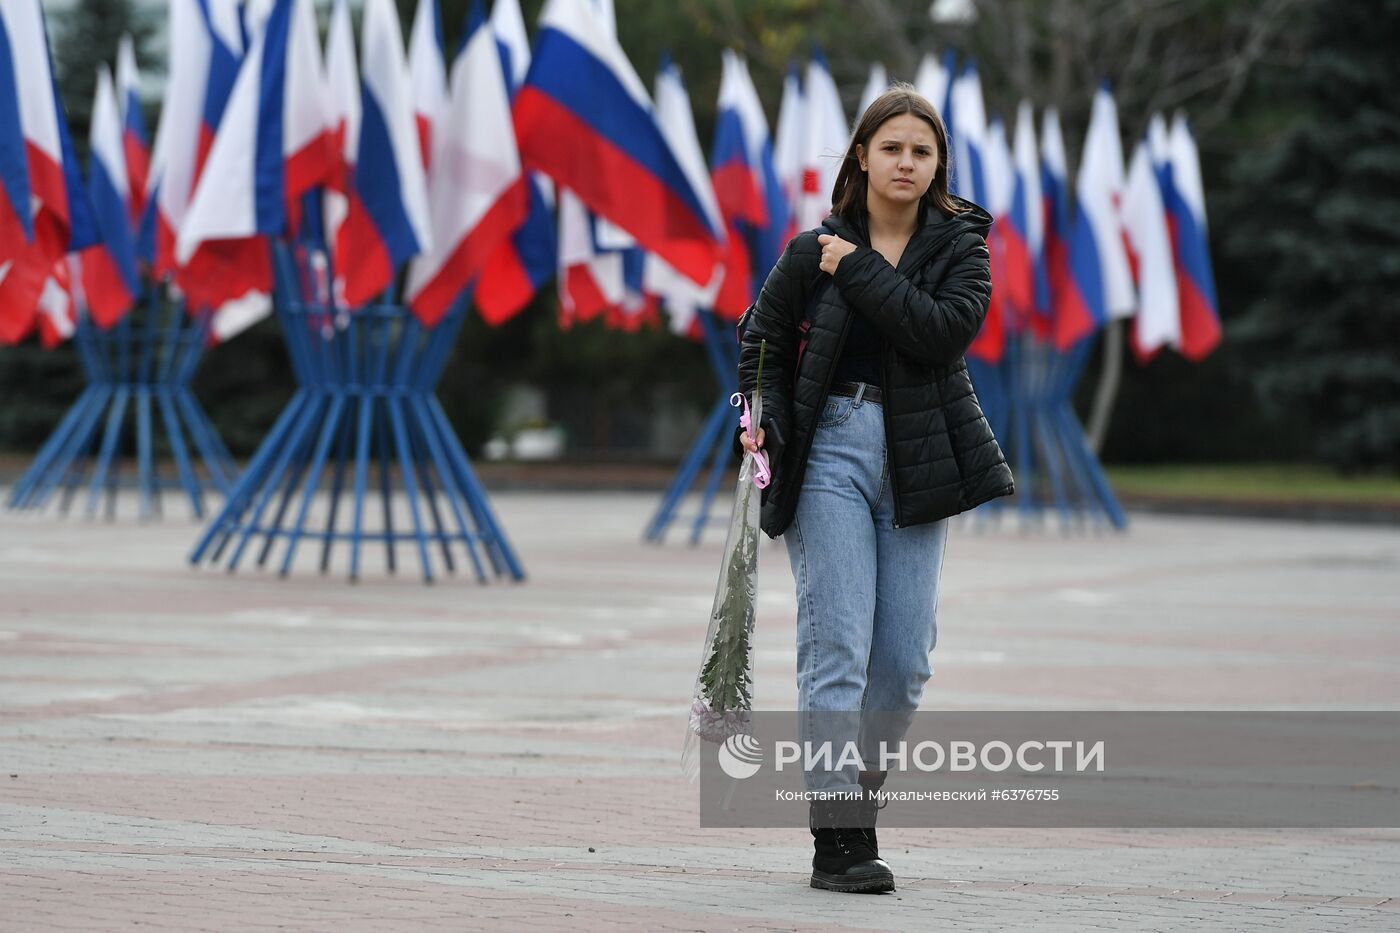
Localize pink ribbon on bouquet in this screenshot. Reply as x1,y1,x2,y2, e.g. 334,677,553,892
731,392,771,489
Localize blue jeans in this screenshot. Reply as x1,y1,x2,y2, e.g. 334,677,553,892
783,385,949,795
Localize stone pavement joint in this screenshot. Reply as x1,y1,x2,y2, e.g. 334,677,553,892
3,492,1399,931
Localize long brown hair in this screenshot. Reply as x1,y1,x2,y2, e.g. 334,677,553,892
829,82,965,222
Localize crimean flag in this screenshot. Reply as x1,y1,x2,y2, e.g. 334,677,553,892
407,0,447,174
1063,82,1135,350
406,2,529,328
795,50,845,232
1121,131,1180,362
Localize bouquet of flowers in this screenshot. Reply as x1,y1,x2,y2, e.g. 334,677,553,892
682,342,770,780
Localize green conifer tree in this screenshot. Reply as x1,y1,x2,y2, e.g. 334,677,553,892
1227,0,1400,470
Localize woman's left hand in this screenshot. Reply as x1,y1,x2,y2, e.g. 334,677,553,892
817,234,857,275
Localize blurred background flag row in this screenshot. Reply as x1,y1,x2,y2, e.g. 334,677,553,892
0,0,1224,466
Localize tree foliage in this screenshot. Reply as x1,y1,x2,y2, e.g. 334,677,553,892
50,0,159,161
1225,0,1400,470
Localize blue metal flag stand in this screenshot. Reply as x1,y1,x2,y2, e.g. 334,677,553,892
188,243,524,584
645,308,740,545
7,288,235,520
970,333,1128,531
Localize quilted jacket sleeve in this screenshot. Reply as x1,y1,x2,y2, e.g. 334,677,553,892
830,232,992,367
735,233,816,469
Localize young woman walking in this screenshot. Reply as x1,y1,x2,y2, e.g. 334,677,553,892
738,84,1014,893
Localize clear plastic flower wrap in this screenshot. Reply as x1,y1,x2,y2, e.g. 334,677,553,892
682,341,768,780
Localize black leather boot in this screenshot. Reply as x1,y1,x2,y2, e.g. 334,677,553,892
857,770,888,856
809,798,895,893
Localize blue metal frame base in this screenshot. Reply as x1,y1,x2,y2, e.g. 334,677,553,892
6,290,234,520
968,334,1128,532
189,244,524,584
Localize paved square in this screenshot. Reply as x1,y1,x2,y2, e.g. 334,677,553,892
2,491,1398,930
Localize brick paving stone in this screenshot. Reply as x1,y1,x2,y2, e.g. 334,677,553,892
2,491,1399,931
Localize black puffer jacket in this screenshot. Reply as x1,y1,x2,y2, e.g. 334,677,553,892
738,198,1014,538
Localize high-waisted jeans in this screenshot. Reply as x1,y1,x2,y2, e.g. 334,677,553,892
783,385,949,795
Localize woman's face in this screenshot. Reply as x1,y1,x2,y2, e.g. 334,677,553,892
857,113,939,209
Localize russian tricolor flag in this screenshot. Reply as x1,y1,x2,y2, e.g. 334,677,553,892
770,62,803,245
514,0,722,287
174,0,336,321
0,0,96,344
335,0,433,308
0,6,42,344
491,0,532,90
948,63,988,204
971,115,1014,364
1012,101,1049,325
1164,113,1222,361
709,50,783,320
1040,106,1095,352
472,0,557,326
406,2,529,328
81,64,139,328
140,0,243,276
5,0,95,258
914,52,951,123
115,34,149,231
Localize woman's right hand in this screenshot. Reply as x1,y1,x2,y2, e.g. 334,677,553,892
740,426,765,455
